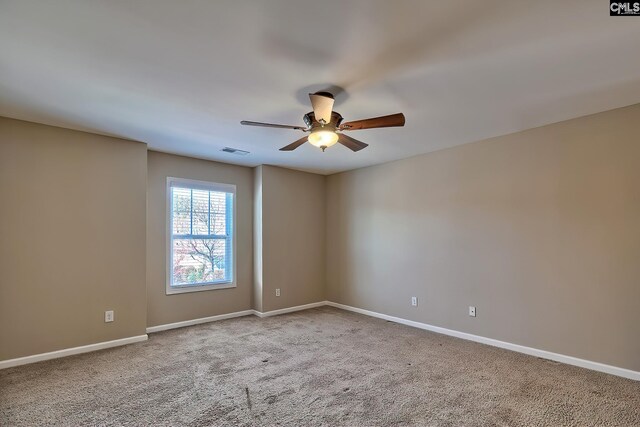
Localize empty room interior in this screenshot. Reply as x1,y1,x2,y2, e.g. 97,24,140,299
1,1,640,426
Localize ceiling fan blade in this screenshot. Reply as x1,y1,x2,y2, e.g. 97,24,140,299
338,133,368,152
339,113,405,131
309,92,335,124
241,120,306,131
279,136,308,151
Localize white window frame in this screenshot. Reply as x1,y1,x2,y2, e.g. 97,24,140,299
166,177,237,295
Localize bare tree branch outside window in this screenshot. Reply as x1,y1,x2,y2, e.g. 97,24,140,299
171,187,231,286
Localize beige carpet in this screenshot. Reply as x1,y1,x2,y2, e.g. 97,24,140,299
1,306,638,426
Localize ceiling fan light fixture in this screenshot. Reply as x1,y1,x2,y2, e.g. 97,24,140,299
308,130,338,150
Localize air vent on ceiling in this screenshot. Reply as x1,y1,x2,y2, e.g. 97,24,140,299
221,147,250,156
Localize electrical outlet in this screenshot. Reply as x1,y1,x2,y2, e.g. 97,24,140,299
411,296,418,307
275,288,281,297
469,306,476,317
105,310,114,323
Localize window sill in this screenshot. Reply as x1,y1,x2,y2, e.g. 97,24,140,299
166,282,236,295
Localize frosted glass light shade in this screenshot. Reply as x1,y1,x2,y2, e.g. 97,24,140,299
308,130,338,149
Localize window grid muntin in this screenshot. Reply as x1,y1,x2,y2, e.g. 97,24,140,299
169,183,233,288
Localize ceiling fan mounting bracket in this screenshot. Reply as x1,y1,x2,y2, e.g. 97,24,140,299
314,91,334,99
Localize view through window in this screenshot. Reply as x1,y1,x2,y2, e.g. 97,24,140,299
168,178,234,292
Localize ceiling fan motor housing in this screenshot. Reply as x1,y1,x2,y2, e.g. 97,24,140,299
304,112,343,151
304,111,343,131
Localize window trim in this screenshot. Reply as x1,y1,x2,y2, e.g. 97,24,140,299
165,177,237,295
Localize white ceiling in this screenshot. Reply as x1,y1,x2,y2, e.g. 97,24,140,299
1,1,639,174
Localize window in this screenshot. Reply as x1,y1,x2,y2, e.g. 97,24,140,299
167,177,235,294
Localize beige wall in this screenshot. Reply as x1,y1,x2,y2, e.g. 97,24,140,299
256,165,326,312
0,118,147,361
326,104,640,372
146,151,253,327
4,103,638,373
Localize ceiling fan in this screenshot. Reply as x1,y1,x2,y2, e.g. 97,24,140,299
240,92,405,152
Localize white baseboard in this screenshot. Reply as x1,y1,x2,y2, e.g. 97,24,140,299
0,335,148,370
146,302,325,332
5,302,637,381
253,301,326,318
146,310,254,333
1,304,321,369
325,301,640,382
